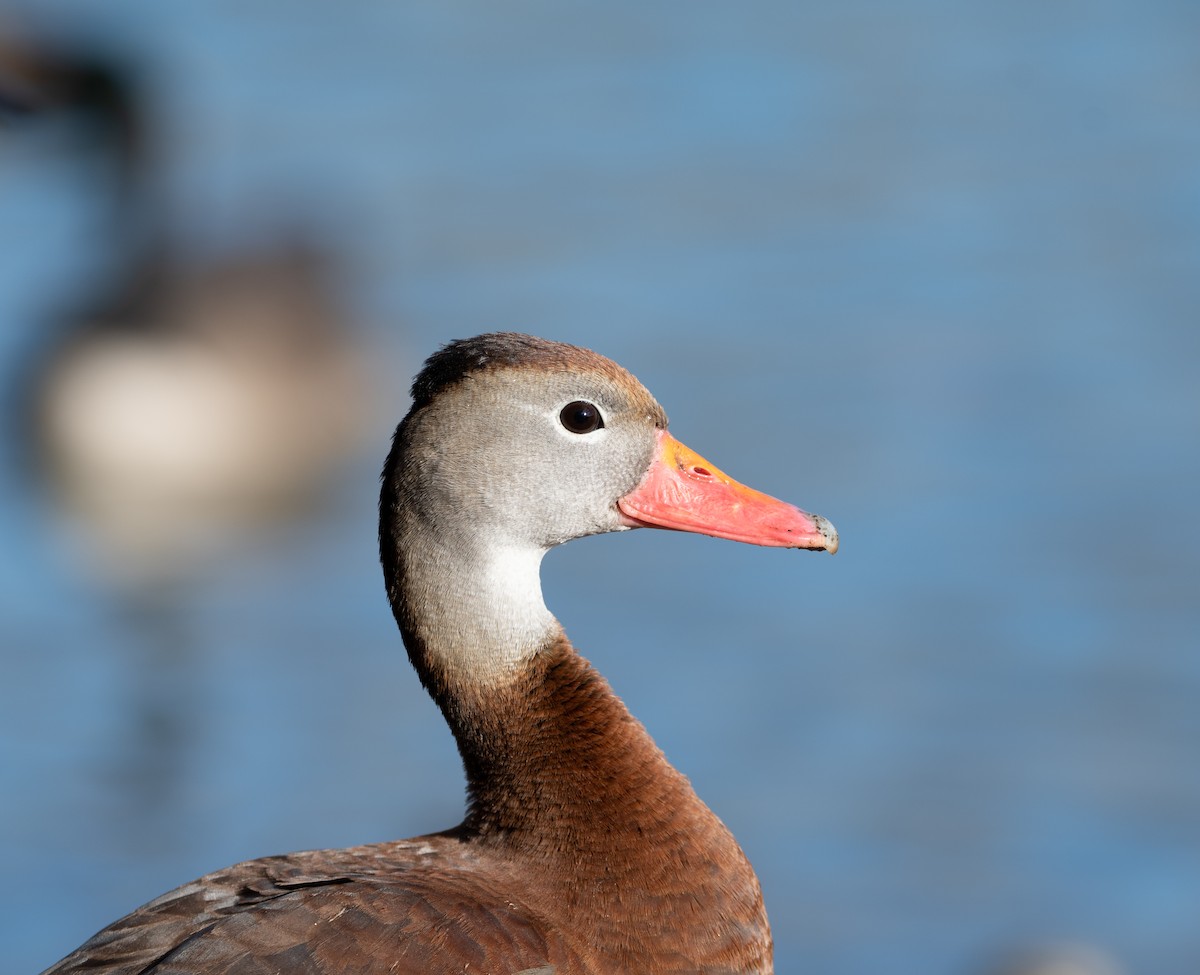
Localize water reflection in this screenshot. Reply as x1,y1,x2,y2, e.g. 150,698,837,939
100,592,201,844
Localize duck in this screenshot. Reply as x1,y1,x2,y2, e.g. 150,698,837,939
42,332,838,975
28,238,374,585
5,35,374,587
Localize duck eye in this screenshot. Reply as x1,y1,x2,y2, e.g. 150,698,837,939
559,400,604,434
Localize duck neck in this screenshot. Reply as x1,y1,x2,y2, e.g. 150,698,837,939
451,635,699,840
382,496,772,971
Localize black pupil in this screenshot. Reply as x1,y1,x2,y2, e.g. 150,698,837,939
560,401,602,434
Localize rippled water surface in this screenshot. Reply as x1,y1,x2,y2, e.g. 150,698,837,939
1,3,1198,973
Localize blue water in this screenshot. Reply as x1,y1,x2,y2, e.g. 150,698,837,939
1,3,1198,973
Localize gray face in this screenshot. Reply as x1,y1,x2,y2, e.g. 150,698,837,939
399,364,666,553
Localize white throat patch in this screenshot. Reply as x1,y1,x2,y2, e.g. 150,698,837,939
426,542,557,686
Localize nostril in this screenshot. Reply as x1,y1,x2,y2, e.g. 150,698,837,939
691,466,712,478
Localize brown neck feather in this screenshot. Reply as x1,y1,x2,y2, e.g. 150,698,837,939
404,621,773,972
453,635,699,841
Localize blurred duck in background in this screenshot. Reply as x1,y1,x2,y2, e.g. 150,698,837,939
1,25,376,593
1,23,381,824
30,236,374,588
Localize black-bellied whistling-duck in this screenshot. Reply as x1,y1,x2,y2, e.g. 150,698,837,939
42,333,837,975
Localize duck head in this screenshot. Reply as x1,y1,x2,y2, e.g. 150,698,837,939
383,332,836,551
380,333,836,690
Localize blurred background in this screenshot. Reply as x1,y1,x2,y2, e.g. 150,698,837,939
1,2,1197,973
